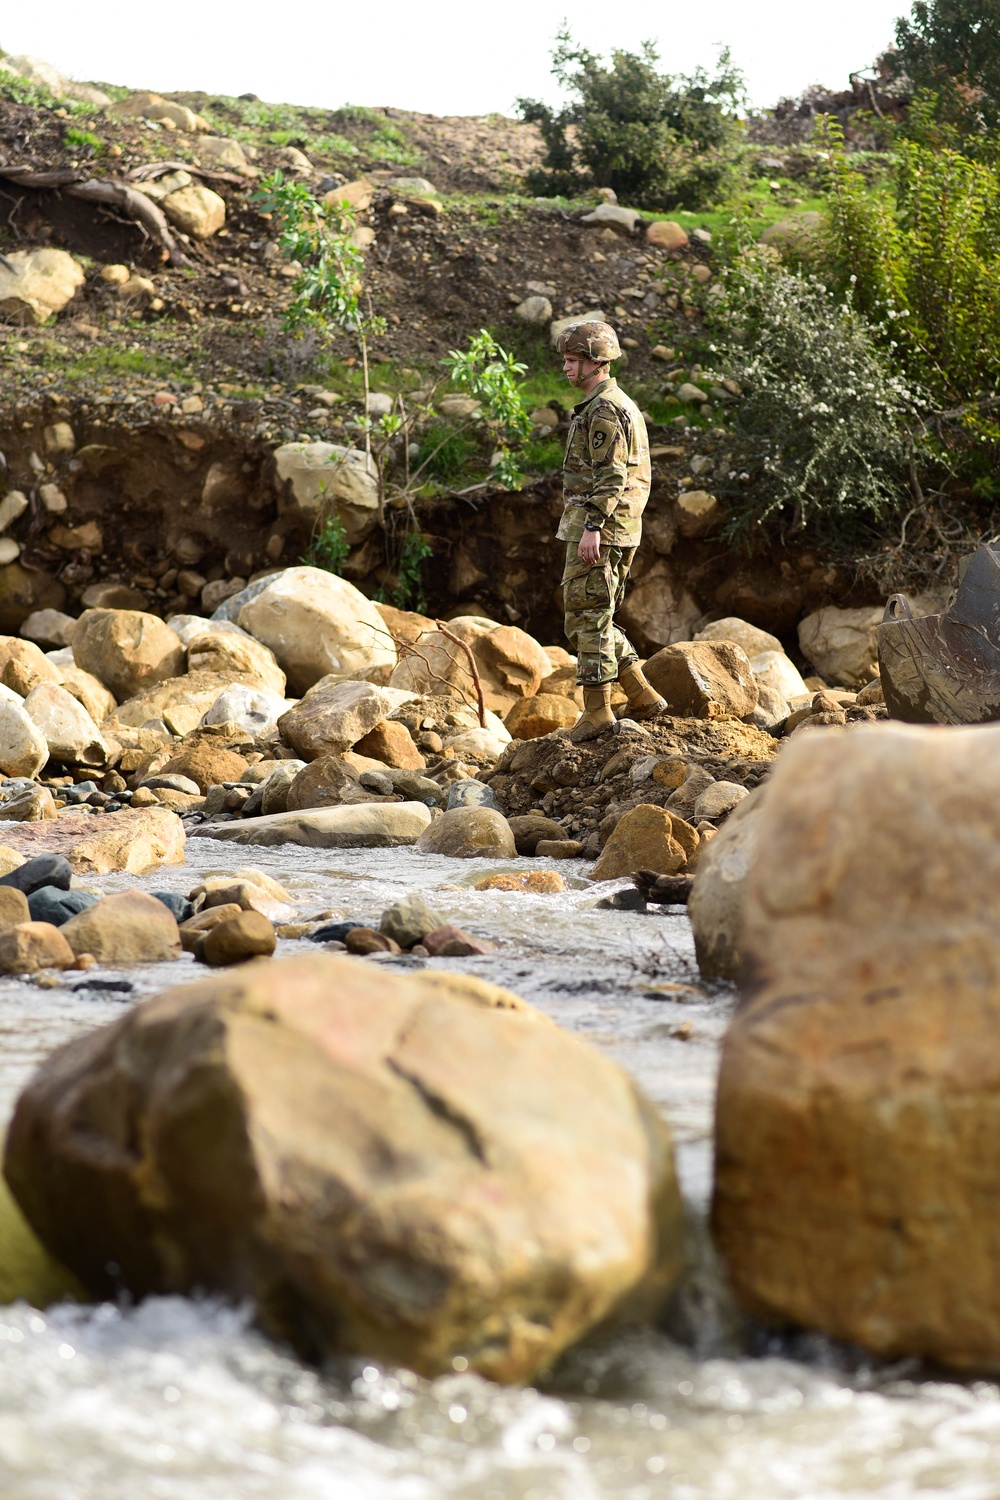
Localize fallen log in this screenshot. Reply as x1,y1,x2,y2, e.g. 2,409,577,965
0,166,193,267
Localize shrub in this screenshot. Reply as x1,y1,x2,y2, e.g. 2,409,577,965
705,251,920,549
892,0,1000,144
519,30,745,209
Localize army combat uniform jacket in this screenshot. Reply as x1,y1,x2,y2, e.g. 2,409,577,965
557,378,651,547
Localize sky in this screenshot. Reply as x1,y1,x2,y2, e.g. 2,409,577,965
1,0,909,117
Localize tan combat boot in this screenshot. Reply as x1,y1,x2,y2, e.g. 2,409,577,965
618,663,668,721
566,685,615,742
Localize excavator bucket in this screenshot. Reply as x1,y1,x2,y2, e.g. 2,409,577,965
877,546,1000,724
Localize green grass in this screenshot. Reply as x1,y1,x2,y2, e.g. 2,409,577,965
312,134,360,159
63,125,104,153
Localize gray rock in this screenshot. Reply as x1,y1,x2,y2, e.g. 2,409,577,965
210,575,274,624
191,801,433,849
446,779,499,812
379,893,446,949
27,886,98,926
258,761,307,816
693,782,750,820
141,774,201,796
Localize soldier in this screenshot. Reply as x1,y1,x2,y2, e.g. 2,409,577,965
556,320,667,741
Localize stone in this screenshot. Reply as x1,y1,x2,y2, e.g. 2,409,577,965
0,854,71,895
0,637,62,697
344,927,400,956
161,183,226,239
687,786,766,981
549,310,605,347
664,764,716,822
0,698,49,778
71,610,185,702
0,921,74,973
857,677,885,706
693,781,749,819
110,672,244,738
273,442,380,545
4,954,682,1381
278,682,392,760
643,641,758,720
28,887,98,927
581,204,640,233
391,616,550,715
43,422,75,456
752,683,792,731
379,893,446,949
676,490,720,536
441,728,508,762
283,755,362,813
0,491,29,533
676,383,708,404
759,210,824,258
446,779,500,812
353,720,425,769
0,806,185,875
161,742,249,793
710,723,1000,1368
0,785,56,822
506,814,568,856
324,179,374,211
374,601,435,647
200,910,276,966
0,563,67,635
0,249,85,325
199,684,289,740
645,220,689,249
514,295,552,325
186,630,286,696
56,667,116,727
80,582,148,611
423,925,497,956
179,904,243,950
590,804,692,882
748,650,808,702
536,839,583,859
437,395,481,419
22,683,108,767
192,877,294,924
237,567,395,695
20,609,77,648
504,693,578,740
192,802,432,849
253,761,305,816
61,891,181,965
694,618,782,657
416,806,515,859
475,871,565,894
197,136,250,170
798,605,883,689
0,886,30,929
617,559,702,653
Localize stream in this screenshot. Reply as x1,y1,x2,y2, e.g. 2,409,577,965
1,844,998,1499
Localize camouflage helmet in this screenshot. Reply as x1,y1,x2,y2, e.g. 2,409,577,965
556,320,621,363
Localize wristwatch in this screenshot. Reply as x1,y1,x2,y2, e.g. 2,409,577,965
584,522,603,532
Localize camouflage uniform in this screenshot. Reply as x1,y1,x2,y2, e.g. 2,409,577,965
558,377,652,684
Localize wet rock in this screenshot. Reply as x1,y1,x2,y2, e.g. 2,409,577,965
446,779,499,812
0,854,71,895
150,892,193,923
237,567,395,695
27,887,98,927
711,723,1000,1368
278,682,393,760
353,720,425,770
0,921,74,973
590,804,694,882
693,782,749,820
23,683,109,768
192,877,295,924
309,919,368,945
506,814,568,856
504,693,579,740
644,642,758,720
192,802,432,848
798,606,882,690
345,927,400,956
0,638,62,697
687,786,766,980
161,742,249,793
0,698,49,778
186,631,287,697
178,903,244,952
0,785,56,822
423,925,497,956
390,616,551,715
536,839,584,859
0,886,30,929
0,806,185,874
200,910,276,966
71,610,185,702
61,891,182,965
4,954,683,1381
475,872,565,893
416,806,516,859
379,893,446,949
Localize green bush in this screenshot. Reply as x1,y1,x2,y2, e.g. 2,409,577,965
705,251,919,549
518,29,745,209
892,0,1000,145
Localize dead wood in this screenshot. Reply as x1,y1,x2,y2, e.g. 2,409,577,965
0,166,193,266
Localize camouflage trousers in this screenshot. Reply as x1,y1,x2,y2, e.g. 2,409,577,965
562,542,640,685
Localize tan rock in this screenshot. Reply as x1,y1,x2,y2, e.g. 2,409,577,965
2,955,682,1381
798,605,883,689
353,720,425,769
507,814,568,856
161,741,249,793
0,805,185,874
192,802,431,849
58,666,117,726
645,220,689,249
617,558,702,653
475,871,565,893
0,785,56,822
0,697,49,778
0,563,67,636
179,903,243,951
688,785,765,980
185,631,286,697
0,637,61,697
375,602,436,646
504,693,579,740
0,886,30,930
72,610,185,702
23,683,109,767
237,567,395,695
644,641,758,719
111,671,244,737
0,921,73,973
62,891,181,964
416,806,515,858
278,682,392,760
323,179,373,211
284,755,365,812
0,845,24,877
695,617,783,656
391,616,552,714
199,910,276,966
590,804,692,881
162,183,226,239
0,249,85,325
273,443,380,546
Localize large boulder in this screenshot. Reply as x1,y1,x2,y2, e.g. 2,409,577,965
72,610,185,702
504,693,579,740
590,804,698,882
695,617,783,657
278,681,392,760
644,641,758,719
0,697,49,778
22,683,109,767
192,802,432,848
161,183,226,239
390,616,551,715
416,806,516,858
273,443,380,544
61,891,182,964
0,805,185,874
713,722,1000,1369
0,637,61,696
0,248,85,325
687,786,766,980
58,666,117,726
200,684,290,740
186,630,286,696
618,559,702,653
3,955,683,1381
110,671,245,737
160,740,249,792
797,605,882,689
237,567,395,695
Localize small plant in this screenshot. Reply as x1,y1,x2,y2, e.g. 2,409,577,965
63,125,103,153
382,525,433,612
442,330,533,489
304,512,350,574
312,133,361,158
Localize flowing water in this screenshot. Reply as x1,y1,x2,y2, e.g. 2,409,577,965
1,844,997,1499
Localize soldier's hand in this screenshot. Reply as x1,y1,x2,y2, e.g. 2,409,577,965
578,529,602,565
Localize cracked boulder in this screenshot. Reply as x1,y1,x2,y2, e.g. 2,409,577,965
3,954,683,1383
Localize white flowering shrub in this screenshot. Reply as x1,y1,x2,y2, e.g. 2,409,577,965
705,253,921,548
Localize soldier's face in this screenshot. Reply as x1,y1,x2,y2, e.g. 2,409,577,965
563,354,601,388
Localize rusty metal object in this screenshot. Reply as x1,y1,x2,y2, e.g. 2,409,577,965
878,546,1000,724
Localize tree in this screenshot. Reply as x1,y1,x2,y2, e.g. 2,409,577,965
893,0,1000,141
518,30,745,210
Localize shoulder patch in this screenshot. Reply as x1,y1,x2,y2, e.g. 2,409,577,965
589,415,618,456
